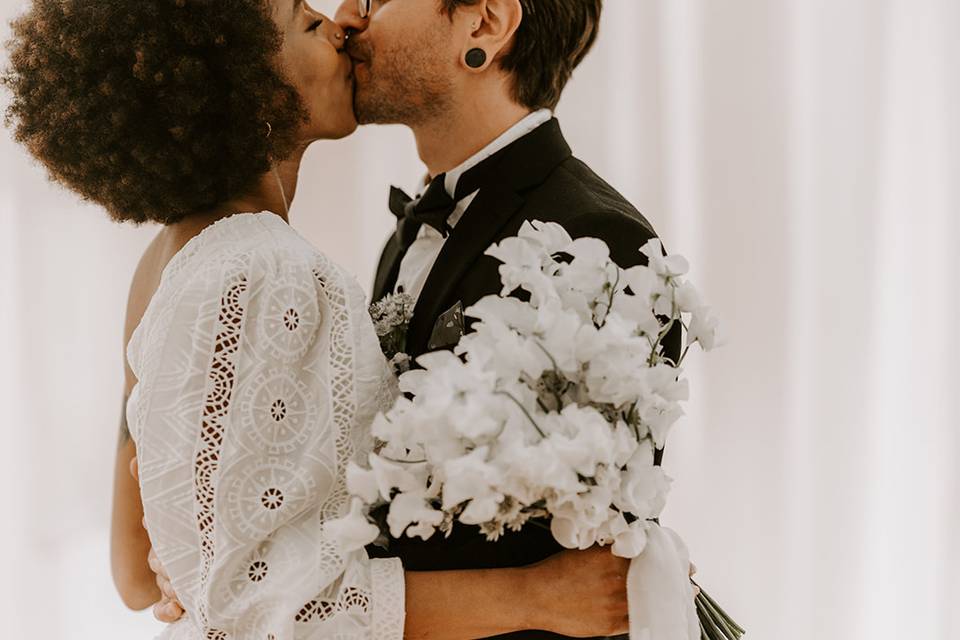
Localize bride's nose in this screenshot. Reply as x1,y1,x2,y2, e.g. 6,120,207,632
320,15,347,49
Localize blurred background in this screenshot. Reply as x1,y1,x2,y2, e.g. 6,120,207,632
1,0,958,638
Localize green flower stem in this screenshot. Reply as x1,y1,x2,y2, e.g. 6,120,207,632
697,584,744,634
693,583,745,638
696,596,729,640
496,391,548,439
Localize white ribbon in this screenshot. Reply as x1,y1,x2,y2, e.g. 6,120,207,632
627,525,701,640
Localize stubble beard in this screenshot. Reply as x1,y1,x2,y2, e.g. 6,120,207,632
351,33,454,126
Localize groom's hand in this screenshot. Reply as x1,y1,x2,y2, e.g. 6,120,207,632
527,546,630,637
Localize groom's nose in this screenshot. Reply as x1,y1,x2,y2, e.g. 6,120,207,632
334,0,368,35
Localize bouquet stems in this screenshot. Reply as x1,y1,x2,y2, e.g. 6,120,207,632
692,581,745,639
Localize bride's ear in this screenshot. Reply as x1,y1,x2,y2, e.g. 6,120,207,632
457,0,522,72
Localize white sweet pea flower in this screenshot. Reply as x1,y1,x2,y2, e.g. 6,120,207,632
631,365,689,448
550,516,581,550
459,304,550,382
459,492,505,525
520,219,574,253
387,491,445,540
612,421,640,468
507,438,583,499
652,284,677,318
369,453,427,501
346,461,380,504
675,281,703,314
611,518,651,558
464,296,538,334
687,306,720,351
486,234,559,305
559,237,615,298
440,447,499,510
533,301,586,376
640,239,690,279
616,441,672,519
325,498,381,552
580,326,652,405
542,406,617,476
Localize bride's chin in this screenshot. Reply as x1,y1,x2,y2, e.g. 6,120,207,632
303,110,359,142
328,116,359,140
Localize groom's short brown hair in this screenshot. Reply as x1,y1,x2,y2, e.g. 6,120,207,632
441,0,602,110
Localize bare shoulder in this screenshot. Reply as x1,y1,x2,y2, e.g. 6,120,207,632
121,228,184,390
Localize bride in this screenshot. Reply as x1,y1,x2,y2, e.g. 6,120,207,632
5,0,632,638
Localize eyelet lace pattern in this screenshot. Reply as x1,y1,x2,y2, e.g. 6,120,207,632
128,213,404,640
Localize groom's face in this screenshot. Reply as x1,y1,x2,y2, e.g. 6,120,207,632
336,0,457,125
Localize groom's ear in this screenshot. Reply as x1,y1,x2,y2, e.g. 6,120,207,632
455,0,522,73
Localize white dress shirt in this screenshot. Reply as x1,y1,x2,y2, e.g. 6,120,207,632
395,109,553,303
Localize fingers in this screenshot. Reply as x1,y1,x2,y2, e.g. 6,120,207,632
152,598,184,623
158,575,177,600
147,547,162,575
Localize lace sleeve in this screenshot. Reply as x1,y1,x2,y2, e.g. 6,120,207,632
133,243,405,640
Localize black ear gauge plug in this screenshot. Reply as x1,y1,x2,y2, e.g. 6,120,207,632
466,48,487,69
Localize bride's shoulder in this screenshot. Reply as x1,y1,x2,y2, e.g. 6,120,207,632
162,212,354,289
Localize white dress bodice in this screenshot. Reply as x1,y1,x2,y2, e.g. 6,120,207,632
126,213,404,640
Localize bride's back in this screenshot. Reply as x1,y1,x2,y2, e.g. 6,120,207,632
124,212,403,639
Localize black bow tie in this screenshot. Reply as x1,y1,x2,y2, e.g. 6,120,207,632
389,153,504,251
389,174,456,251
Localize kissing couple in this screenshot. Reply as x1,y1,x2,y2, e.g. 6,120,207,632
5,0,695,638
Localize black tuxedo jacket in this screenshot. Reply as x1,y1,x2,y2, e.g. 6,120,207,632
370,118,679,640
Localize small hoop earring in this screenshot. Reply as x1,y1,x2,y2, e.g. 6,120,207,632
465,48,487,69
264,121,273,139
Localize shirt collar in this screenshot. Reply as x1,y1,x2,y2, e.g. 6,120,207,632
443,109,553,200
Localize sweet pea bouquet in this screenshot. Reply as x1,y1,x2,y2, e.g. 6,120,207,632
331,221,742,639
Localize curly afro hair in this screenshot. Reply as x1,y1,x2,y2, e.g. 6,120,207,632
3,0,306,225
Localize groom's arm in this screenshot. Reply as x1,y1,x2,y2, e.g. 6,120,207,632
147,543,635,638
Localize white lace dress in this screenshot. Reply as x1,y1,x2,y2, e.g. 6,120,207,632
126,213,405,640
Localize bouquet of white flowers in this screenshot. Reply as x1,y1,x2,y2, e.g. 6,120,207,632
331,221,742,639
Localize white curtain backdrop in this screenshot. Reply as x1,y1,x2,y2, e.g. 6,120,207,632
1,1,957,638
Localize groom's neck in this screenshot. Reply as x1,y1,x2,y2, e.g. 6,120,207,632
412,92,532,178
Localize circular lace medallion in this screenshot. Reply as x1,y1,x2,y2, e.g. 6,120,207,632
222,457,332,541
237,369,328,456
257,277,321,363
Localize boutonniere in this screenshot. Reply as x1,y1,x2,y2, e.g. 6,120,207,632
369,291,415,375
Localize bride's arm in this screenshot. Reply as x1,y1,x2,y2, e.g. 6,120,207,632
109,398,159,610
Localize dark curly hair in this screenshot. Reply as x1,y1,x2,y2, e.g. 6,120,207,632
3,0,306,225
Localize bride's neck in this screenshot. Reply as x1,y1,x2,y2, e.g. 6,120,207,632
171,147,306,238
232,147,305,222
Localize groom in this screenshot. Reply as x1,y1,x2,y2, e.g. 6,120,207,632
338,0,681,635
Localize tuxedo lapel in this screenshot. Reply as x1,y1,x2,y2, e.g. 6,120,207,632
406,186,523,355
372,235,405,302
405,118,573,356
